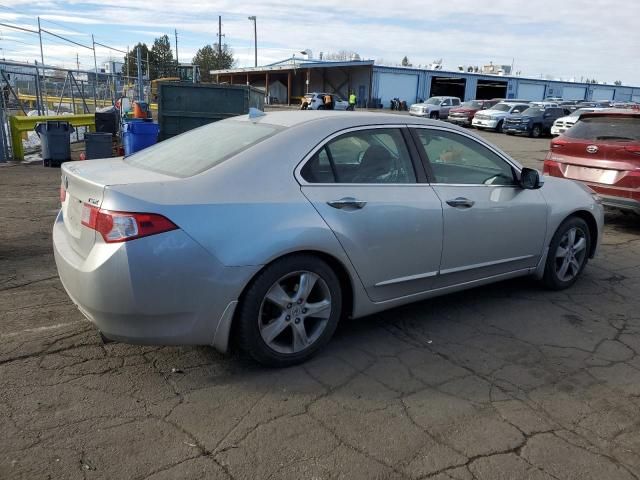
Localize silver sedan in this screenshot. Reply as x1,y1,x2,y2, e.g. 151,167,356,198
53,111,604,366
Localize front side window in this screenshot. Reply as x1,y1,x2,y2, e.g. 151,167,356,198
413,129,517,186
301,128,416,184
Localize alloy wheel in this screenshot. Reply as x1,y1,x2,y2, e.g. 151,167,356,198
554,227,587,282
258,271,332,354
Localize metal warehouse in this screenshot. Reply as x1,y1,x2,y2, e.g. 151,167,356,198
212,58,640,107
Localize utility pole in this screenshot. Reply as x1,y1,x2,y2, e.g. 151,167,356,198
174,29,179,64
37,17,45,66
76,53,80,72
136,46,143,102
91,34,98,108
126,46,130,81
218,16,222,56
248,16,257,67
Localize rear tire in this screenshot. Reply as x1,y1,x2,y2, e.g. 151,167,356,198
235,254,342,367
542,217,591,290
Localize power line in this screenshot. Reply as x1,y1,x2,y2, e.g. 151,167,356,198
41,27,92,50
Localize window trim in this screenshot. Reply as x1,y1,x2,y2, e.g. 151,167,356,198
408,125,524,187
294,125,427,186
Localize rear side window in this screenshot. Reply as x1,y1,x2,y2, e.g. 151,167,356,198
565,116,640,141
125,120,281,177
301,128,416,184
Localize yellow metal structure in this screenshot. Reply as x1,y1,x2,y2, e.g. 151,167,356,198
9,113,95,161
17,94,112,110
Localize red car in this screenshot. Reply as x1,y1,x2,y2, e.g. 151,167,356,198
543,110,640,214
447,99,501,127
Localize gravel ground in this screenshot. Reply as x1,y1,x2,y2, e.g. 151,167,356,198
1,129,639,480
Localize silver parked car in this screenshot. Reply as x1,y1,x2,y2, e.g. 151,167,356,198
54,111,604,366
409,96,461,119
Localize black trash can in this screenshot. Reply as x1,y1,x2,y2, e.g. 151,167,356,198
94,106,119,135
34,121,74,167
85,132,113,160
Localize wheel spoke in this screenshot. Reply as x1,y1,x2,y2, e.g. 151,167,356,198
304,299,331,319
294,272,318,302
261,313,289,344
567,228,576,247
265,283,293,309
292,320,309,351
570,258,581,274
557,258,570,280
573,237,586,253
556,245,568,258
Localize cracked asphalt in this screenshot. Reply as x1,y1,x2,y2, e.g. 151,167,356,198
1,131,640,480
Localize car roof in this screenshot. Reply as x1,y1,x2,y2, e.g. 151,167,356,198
229,110,468,129
579,109,640,119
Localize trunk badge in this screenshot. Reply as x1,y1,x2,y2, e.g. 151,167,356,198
586,145,599,154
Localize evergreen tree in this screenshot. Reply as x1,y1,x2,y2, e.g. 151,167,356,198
151,35,175,79
122,43,153,79
193,44,235,82
401,56,411,67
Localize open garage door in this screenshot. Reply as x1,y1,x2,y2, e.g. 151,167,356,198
592,87,614,101
476,79,507,100
518,83,546,101
430,76,466,100
562,86,586,101
377,72,418,107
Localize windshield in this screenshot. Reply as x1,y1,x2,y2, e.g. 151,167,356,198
461,101,482,109
521,107,543,116
565,116,640,141
425,97,442,105
125,120,281,177
490,103,511,112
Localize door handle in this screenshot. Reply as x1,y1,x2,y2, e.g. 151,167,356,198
446,197,475,209
327,197,367,210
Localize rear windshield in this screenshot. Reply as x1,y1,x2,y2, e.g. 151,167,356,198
125,120,281,177
565,116,640,141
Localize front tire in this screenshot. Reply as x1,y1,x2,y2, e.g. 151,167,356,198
530,124,542,138
236,254,342,367
430,111,439,119
542,217,591,290
495,120,504,133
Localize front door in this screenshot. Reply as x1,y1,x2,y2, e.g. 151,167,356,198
298,126,443,302
411,127,548,287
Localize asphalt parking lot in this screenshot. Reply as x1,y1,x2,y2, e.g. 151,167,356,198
1,130,640,480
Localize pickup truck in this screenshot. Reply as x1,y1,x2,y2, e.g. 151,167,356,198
503,106,570,137
447,99,500,127
471,102,530,132
409,96,461,119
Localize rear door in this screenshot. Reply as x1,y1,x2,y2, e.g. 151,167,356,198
410,126,548,287
298,126,443,302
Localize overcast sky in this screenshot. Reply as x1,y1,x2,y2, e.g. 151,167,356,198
1,0,639,85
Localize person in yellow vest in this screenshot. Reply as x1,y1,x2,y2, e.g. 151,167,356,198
348,91,357,111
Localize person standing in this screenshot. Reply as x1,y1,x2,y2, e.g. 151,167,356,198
348,91,357,111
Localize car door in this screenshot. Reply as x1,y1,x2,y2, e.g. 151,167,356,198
410,126,549,288
297,126,443,302
440,99,452,118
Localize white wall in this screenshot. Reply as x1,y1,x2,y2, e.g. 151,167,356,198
377,72,418,106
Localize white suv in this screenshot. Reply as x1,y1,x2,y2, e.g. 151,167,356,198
472,102,530,132
550,108,604,136
409,96,461,119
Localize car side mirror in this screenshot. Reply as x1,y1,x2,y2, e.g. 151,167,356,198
520,168,543,189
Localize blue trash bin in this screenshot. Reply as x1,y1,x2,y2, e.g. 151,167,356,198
122,120,159,156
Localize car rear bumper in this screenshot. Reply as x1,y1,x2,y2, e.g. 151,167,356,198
597,195,640,214
52,210,258,350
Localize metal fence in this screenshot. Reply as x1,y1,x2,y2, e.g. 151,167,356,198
0,59,150,162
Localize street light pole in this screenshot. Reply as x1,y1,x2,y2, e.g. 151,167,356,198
248,16,257,67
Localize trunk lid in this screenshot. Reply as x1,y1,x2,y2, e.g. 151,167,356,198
60,159,177,258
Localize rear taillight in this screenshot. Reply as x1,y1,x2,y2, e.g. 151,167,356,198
81,204,177,243
60,185,66,203
551,138,568,148
624,145,640,155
